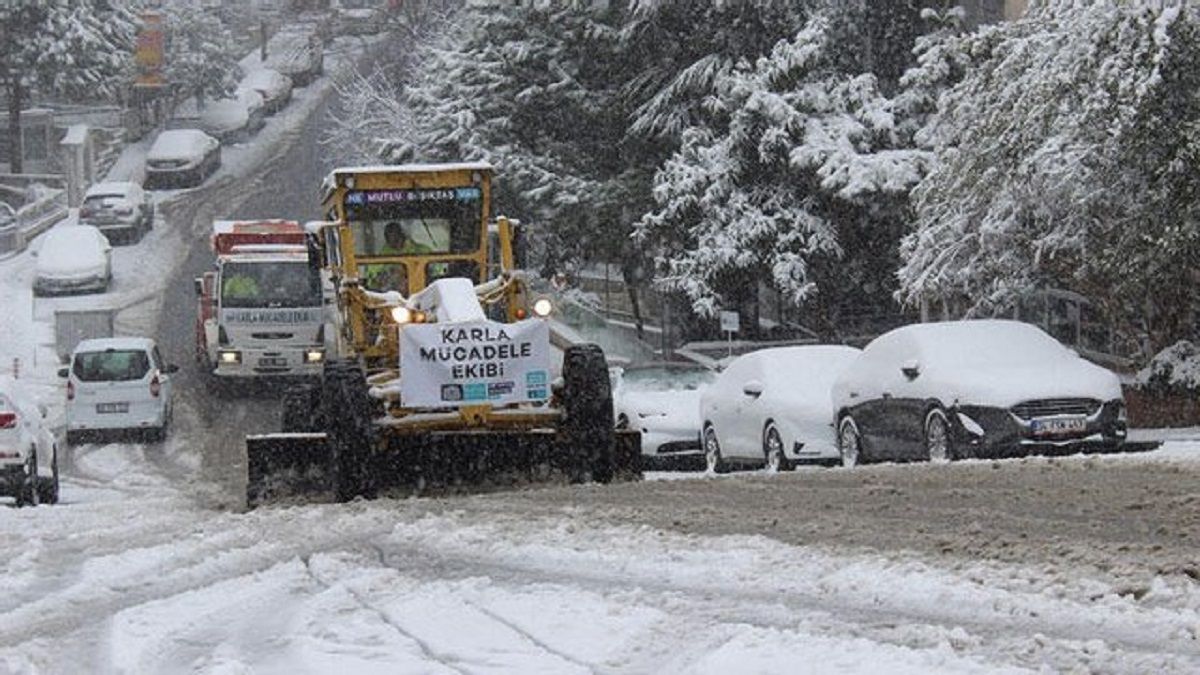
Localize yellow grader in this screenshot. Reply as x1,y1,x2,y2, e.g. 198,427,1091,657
245,163,640,505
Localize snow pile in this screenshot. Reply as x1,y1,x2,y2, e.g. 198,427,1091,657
1137,341,1200,395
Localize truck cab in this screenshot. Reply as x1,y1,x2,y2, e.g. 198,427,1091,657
195,220,332,388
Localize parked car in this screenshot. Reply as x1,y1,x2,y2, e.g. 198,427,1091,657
145,129,221,189
614,362,716,469
79,181,153,245
33,224,112,296
701,346,861,473
59,337,178,444
831,320,1127,467
239,67,293,114
0,377,60,506
265,27,324,87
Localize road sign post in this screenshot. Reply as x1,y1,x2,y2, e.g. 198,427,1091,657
719,310,740,358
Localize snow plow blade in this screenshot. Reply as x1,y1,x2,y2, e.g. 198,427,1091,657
245,433,333,508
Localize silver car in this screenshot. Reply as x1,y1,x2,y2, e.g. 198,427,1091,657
33,224,113,296
79,181,153,245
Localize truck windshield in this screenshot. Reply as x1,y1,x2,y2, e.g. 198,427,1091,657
345,186,482,258
221,261,322,309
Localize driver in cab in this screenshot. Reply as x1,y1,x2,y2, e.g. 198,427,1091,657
365,222,432,291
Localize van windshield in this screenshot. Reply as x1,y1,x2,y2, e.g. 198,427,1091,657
73,350,150,382
220,261,322,309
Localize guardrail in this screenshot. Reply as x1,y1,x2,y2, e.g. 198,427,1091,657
0,185,68,260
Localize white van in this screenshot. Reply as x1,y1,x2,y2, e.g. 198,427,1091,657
60,337,178,444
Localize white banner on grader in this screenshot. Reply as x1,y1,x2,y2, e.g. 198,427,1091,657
399,319,552,408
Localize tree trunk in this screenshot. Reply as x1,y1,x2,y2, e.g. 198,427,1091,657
621,259,645,340
7,79,22,174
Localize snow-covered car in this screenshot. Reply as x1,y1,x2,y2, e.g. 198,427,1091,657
199,93,265,143
0,377,60,506
831,320,1127,466
79,181,153,245
614,362,716,469
32,224,113,296
59,337,178,444
239,67,293,114
701,345,861,473
145,129,221,189
265,28,324,87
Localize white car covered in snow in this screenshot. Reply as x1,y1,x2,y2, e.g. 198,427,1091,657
613,362,716,469
0,377,60,506
79,181,154,245
33,224,113,296
701,345,861,473
145,129,221,189
198,93,266,143
60,337,178,444
239,67,293,114
831,320,1127,466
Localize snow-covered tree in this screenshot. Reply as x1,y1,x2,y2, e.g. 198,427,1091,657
634,15,930,334
160,3,240,103
0,0,137,172
898,2,1200,353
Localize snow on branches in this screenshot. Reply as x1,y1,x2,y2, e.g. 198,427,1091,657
898,2,1200,350
636,15,929,319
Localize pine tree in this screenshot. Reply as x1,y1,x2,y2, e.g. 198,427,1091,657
634,14,930,335
0,0,137,172
161,3,240,104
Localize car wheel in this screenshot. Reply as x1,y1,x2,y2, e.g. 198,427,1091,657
837,416,862,468
924,409,953,463
19,449,39,507
703,425,729,474
762,422,791,472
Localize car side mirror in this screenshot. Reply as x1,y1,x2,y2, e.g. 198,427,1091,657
742,380,764,397
901,360,921,380
194,277,204,295
57,367,69,378
163,364,180,375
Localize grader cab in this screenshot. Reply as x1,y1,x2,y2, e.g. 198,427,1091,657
245,163,639,505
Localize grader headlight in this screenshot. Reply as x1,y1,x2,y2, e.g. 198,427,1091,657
391,306,413,324
532,298,553,318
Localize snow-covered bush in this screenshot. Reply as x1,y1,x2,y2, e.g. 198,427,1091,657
1137,341,1200,396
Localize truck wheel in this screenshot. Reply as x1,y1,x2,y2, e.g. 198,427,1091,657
561,344,614,483
282,382,322,433
323,361,376,502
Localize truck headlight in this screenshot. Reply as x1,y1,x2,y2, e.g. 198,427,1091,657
304,350,324,363
532,298,553,318
219,350,241,364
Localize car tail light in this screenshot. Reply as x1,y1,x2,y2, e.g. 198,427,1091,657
67,380,75,401
116,207,133,216
0,411,16,429
150,374,161,398
81,207,94,218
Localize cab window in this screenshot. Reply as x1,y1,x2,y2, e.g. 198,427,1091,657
345,187,482,257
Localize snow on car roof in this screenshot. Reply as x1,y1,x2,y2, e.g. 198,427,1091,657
84,181,139,197
148,130,214,161
73,337,155,353
44,224,102,247
201,99,250,130
241,68,286,87
885,319,1069,365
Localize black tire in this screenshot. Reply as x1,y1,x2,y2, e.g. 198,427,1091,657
703,424,729,474
282,382,322,433
323,361,376,502
560,344,615,483
837,415,862,468
17,450,39,507
763,422,792,472
924,408,954,463
66,430,83,447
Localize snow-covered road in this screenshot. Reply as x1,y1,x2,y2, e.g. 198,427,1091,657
2,442,1198,674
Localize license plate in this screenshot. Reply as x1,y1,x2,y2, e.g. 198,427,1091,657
96,402,129,414
1030,416,1087,437
258,357,288,367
